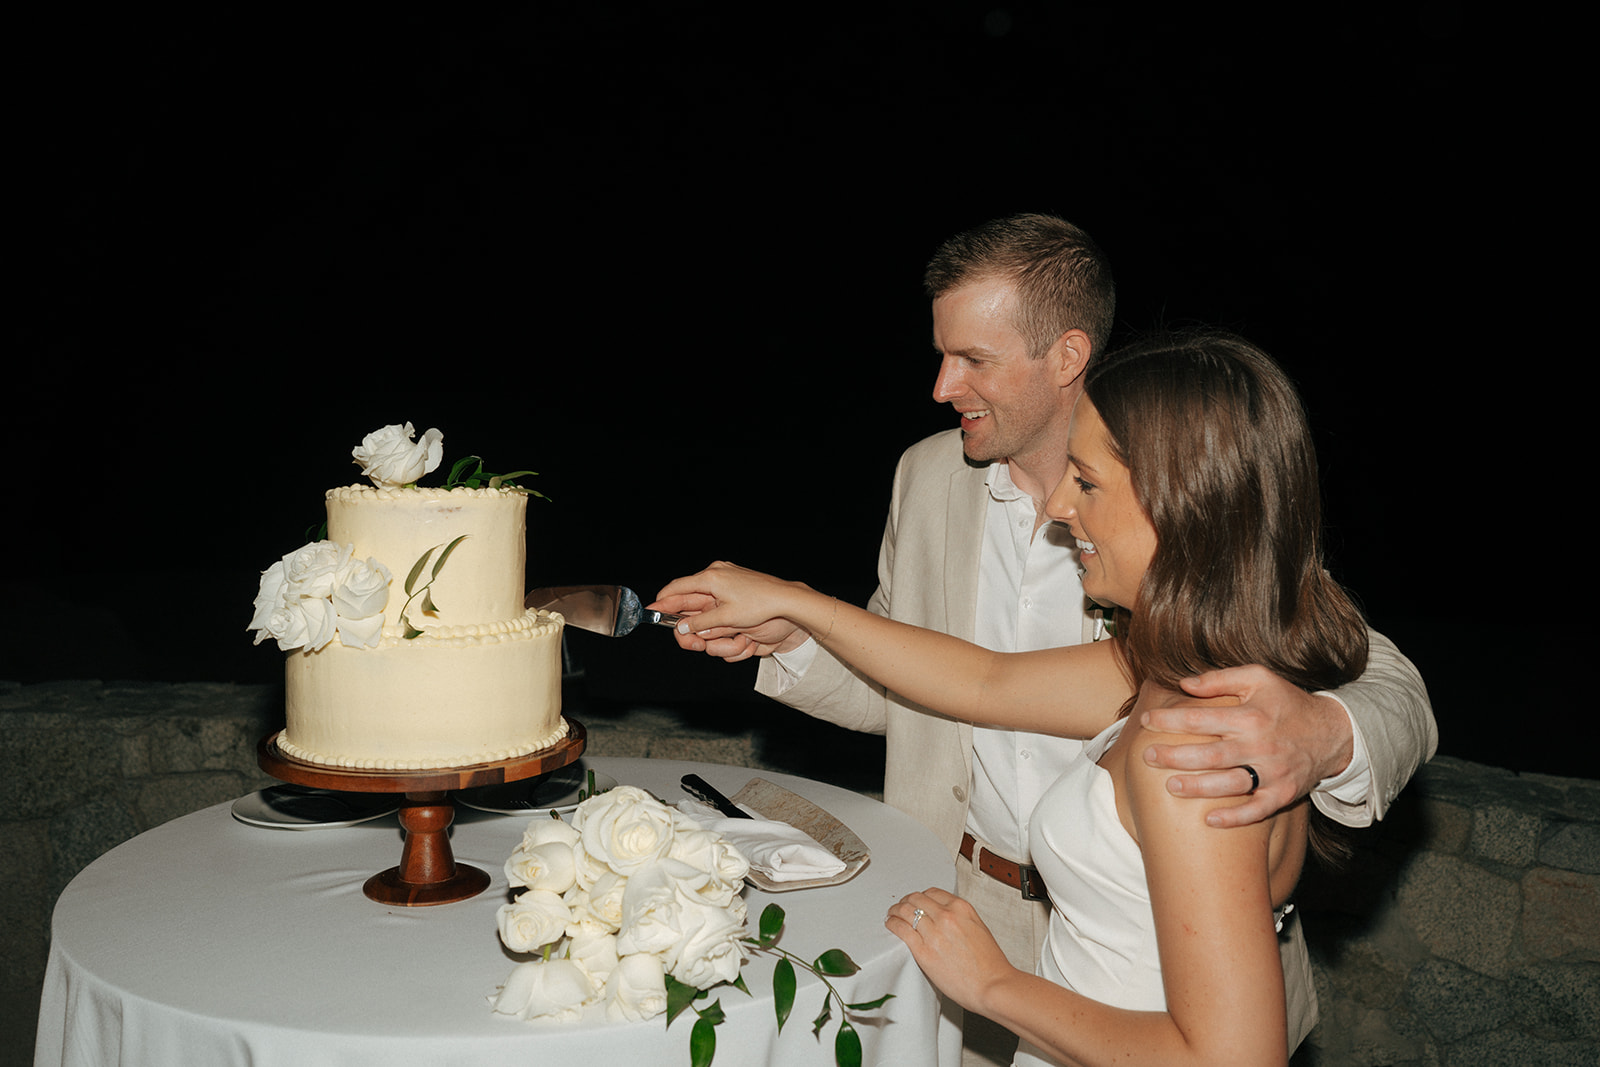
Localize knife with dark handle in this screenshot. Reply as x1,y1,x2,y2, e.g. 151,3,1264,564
681,774,753,820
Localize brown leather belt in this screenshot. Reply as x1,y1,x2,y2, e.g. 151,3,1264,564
960,832,1050,903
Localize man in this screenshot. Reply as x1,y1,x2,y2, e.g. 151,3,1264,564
665,214,1435,1066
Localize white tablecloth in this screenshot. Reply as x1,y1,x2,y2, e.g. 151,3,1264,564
35,757,959,1066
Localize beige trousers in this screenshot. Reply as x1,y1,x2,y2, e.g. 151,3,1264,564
952,836,1052,1067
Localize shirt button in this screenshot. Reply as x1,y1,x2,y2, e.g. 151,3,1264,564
1020,750,1032,760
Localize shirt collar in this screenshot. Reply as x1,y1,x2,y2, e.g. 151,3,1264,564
984,459,1032,504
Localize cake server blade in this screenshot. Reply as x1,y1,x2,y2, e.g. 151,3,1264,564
523,585,683,637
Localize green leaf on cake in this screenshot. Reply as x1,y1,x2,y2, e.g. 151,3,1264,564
404,549,432,596
398,536,469,638
432,535,467,578
445,455,481,486
443,455,549,500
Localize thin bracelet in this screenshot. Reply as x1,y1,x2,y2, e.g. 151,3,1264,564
815,596,839,644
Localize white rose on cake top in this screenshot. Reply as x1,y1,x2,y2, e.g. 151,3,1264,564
351,421,444,487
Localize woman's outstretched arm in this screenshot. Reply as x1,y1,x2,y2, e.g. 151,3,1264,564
654,560,1132,738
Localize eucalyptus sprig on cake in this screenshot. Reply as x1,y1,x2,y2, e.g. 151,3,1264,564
443,455,549,499
488,787,892,1067
249,421,545,652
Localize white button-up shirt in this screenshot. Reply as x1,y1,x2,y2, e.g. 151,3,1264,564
963,460,1090,864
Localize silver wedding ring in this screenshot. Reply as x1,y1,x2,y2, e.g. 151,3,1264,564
911,907,925,931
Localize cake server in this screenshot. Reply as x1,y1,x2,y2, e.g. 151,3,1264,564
681,774,753,819
523,585,684,637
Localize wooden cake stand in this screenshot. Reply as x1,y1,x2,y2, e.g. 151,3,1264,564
257,719,585,907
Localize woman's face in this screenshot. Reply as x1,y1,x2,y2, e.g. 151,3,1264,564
1044,396,1157,610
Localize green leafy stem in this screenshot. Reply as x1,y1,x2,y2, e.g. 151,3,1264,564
399,535,468,639
440,455,549,499
664,903,894,1067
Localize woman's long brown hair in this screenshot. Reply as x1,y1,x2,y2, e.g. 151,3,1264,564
1087,331,1369,862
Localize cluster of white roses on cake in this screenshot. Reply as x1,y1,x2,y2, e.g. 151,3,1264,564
247,422,446,653
490,786,752,1024
249,541,393,651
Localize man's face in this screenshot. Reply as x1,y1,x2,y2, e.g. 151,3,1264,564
930,277,1068,466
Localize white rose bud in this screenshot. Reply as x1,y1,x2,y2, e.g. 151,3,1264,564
520,815,581,851
604,952,669,1023
564,869,627,939
654,854,742,911
567,932,620,996
570,836,612,891
496,890,571,954
248,560,289,643
282,541,353,602
669,897,749,989
613,860,688,961
331,555,392,649
505,841,578,895
669,827,751,894
280,595,337,653
573,786,677,876
351,422,444,488
489,958,594,1022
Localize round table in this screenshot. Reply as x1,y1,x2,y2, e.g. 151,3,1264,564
34,757,960,1067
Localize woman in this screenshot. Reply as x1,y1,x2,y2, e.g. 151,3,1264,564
656,332,1368,1066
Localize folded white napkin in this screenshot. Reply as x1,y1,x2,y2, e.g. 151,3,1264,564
676,800,847,882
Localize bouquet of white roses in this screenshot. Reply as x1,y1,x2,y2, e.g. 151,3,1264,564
489,785,892,1067
490,785,751,1024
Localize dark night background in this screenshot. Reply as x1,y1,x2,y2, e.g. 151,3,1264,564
8,7,1584,778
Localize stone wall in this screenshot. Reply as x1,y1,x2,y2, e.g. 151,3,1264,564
4,679,1597,1067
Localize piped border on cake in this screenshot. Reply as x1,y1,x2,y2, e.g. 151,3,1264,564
362,607,563,647
275,716,571,771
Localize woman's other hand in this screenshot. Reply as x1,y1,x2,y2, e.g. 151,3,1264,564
886,888,1016,1017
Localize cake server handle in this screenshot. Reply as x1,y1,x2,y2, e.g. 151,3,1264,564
615,586,682,635
681,774,753,819
641,609,685,627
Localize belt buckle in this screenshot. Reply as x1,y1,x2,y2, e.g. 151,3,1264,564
1018,864,1050,903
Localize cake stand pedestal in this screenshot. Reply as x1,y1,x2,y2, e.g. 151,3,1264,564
257,719,585,907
